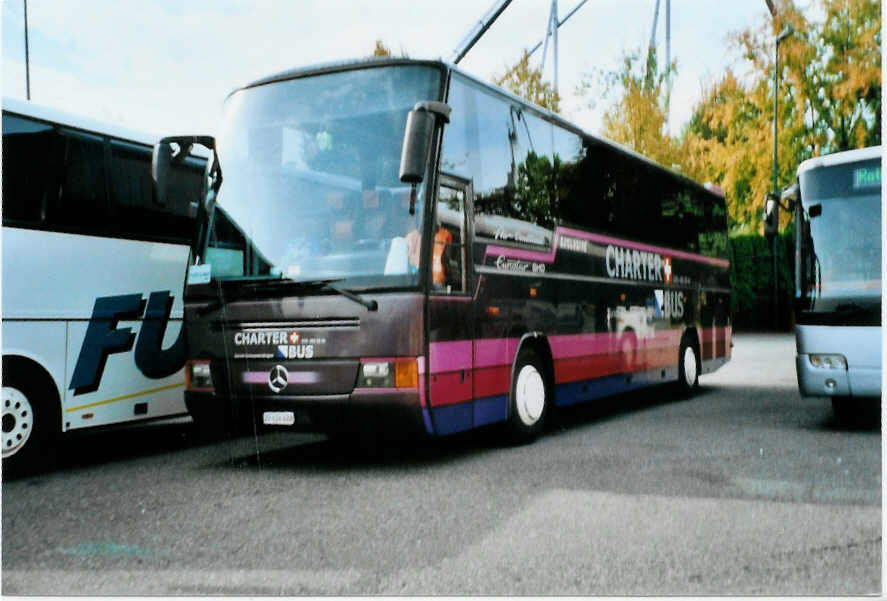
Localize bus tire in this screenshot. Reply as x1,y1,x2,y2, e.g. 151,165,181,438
677,334,700,395
2,359,60,476
505,348,549,444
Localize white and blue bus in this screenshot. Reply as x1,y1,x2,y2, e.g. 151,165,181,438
778,146,881,421
2,98,206,472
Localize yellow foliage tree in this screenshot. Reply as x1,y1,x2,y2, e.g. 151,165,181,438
685,0,880,233
591,47,680,169
493,49,561,113
370,40,408,58
580,0,879,233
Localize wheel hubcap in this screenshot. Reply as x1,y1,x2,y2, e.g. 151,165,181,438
515,365,545,426
683,346,697,385
2,387,33,458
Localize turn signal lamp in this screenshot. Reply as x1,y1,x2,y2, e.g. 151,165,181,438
394,359,418,389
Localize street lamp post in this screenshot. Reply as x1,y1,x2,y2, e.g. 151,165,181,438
771,25,793,329
24,0,31,100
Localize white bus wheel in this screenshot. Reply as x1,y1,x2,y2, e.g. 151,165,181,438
677,335,700,394
2,386,34,459
1,366,58,476
506,348,549,443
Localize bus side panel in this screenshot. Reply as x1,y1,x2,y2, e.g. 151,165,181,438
3,228,189,431
63,318,186,430
2,228,188,320
427,297,477,435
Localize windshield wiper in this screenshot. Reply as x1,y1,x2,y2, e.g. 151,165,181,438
322,283,378,312
834,301,873,314
196,277,377,315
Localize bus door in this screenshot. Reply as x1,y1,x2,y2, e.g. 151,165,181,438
426,175,476,435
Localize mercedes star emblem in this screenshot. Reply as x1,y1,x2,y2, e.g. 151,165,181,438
268,365,288,393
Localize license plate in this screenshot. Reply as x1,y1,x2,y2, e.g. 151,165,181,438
263,411,295,426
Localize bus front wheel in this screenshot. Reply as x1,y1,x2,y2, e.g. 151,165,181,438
505,348,549,444
2,360,59,476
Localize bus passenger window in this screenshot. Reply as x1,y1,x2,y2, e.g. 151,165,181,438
435,185,466,293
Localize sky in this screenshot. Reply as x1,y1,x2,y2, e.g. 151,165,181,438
2,0,782,140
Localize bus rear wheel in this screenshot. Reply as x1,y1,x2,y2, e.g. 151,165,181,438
677,335,700,395
2,363,58,476
505,348,549,444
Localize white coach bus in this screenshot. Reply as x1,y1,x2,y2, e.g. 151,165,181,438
2,98,206,472
772,145,881,422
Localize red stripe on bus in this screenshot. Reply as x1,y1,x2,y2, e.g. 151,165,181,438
428,371,473,407
473,365,511,398
428,327,732,406
554,355,629,383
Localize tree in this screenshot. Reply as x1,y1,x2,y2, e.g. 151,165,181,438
681,71,779,233
579,1,879,233
493,49,561,113
371,40,392,57
577,47,679,169
684,0,880,233
369,40,408,58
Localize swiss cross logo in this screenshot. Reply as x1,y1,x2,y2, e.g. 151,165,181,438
663,257,673,284
288,331,301,345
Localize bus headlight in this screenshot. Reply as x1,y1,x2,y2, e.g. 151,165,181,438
186,360,214,391
357,359,418,389
358,362,393,388
809,354,847,370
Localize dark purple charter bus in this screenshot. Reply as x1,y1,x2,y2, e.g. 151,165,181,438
156,58,731,442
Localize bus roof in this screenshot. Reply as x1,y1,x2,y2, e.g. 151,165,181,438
233,58,723,202
797,145,882,175
2,96,210,158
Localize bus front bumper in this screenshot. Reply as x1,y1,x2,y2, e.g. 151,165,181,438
185,389,429,435
795,355,881,398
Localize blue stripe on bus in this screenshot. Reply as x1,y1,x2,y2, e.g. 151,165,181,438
422,407,434,434
432,368,675,435
555,371,669,407
432,402,474,435
474,395,508,427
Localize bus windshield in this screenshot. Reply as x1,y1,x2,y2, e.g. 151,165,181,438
208,64,443,289
802,168,881,302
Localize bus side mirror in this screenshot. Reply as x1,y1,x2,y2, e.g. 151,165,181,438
764,193,779,239
152,135,216,208
399,101,452,185
781,183,799,206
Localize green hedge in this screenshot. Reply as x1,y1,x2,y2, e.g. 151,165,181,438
728,231,795,331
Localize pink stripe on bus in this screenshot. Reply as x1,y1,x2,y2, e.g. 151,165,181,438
485,244,554,264
484,226,730,269
474,337,521,368
557,226,730,268
242,371,319,384
428,340,472,373
548,333,615,359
